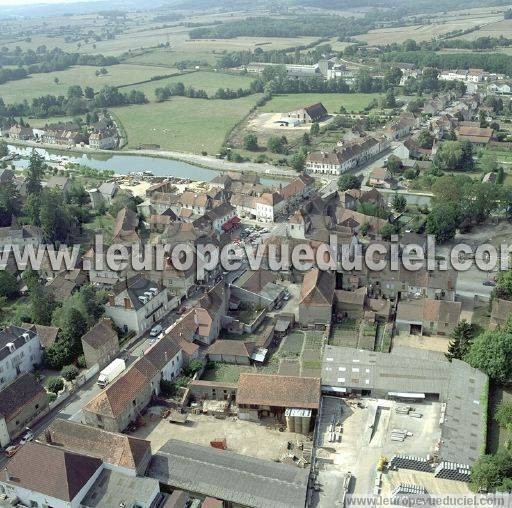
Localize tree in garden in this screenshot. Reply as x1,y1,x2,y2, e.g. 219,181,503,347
243,134,258,151
465,330,512,383
386,155,402,174
433,140,463,171
0,271,18,299
382,87,397,108
445,320,474,361
46,376,64,394
494,270,512,300
39,189,71,243
417,129,434,149
290,150,306,172
337,174,361,191
60,307,88,358
391,193,407,213
29,284,55,326
25,151,45,196
310,122,319,136
379,223,397,240
0,180,20,226
267,135,285,154
0,140,8,158
425,203,459,243
61,365,79,381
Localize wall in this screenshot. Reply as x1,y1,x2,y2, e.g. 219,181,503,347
188,381,237,401
6,391,49,444
82,337,120,369
298,304,332,327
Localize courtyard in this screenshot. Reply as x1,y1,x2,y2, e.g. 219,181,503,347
130,410,311,462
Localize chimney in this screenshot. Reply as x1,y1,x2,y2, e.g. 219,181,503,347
3,468,9,482
44,429,52,444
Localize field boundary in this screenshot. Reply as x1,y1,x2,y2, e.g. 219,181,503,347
115,69,197,90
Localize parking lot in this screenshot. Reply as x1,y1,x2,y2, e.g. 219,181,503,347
315,397,446,496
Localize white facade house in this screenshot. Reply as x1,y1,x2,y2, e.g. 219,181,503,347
254,192,285,223
231,192,285,223
307,137,388,176
144,334,184,390
89,129,118,150
489,83,511,95
104,275,176,335
0,326,42,389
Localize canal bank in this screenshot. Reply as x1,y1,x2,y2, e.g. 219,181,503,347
5,139,295,184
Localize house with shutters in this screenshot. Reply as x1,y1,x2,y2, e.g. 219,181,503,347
104,275,176,335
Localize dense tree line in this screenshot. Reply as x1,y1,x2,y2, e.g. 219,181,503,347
217,43,332,69
355,35,512,56
0,47,118,85
154,82,208,102
248,66,401,96
189,15,376,40
0,84,147,120
402,67,466,95
381,50,512,76
425,174,507,242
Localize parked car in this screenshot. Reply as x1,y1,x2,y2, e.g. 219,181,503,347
483,280,496,287
149,324,163,337
19,429,34,445
5,445,19,457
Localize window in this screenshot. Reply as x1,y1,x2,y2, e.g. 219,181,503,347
30,501,38,508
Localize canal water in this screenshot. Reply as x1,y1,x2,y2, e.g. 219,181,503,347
6,145,283,186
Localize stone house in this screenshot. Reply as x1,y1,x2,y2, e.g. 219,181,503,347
298,268,335,326
0,373,49,447
83,362,154,432
396,298,462,336
80,318,119,369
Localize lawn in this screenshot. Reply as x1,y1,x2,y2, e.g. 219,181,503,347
122,71,255,99
112,94,262,153
0,64,172,104
279,331,305,356
202,356,279,383
259,93,381,114
0,296,31,327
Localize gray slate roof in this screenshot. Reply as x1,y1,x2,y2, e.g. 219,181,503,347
148,439,309,508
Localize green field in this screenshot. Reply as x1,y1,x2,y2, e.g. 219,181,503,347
0,64,175,103
113,94,262,153
260,93,382,114
122,71,255,99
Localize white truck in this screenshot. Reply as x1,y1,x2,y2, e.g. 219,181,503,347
97,358,126,388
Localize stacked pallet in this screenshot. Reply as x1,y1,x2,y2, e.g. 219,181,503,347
395,405,412,415
434,461,471,482
389,454,433,472
390,428,413,442
391,483,428,503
